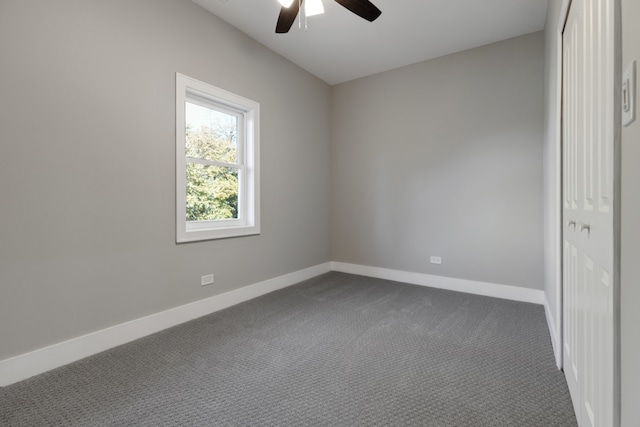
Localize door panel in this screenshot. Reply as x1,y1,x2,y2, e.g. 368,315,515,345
562,0,615,425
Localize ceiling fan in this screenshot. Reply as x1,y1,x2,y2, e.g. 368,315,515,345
275,0,382,33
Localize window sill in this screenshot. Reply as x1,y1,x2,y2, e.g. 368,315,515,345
176,224,260,243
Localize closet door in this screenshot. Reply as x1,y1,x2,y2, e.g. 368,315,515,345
562,0,616,425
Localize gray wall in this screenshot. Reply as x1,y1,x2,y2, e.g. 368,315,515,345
331,32,545,290
0,0,331,361
621,0,640,424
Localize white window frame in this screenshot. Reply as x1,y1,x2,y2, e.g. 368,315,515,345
176,73,260,243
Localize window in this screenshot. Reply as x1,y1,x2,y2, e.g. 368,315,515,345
176,73,260,242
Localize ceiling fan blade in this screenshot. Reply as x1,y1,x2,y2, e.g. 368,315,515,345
276,0,302,33
334,0,381,22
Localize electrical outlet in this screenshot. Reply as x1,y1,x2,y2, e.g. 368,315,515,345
201,274,214,286
430,256,442,265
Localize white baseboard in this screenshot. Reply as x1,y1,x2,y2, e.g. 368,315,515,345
331,262,545,305
544,297,562,369
0,262,332,387
0,261,548,387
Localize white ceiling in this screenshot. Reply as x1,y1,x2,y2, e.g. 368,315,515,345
193,0,548,85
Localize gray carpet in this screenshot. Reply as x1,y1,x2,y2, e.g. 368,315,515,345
0,272,577,426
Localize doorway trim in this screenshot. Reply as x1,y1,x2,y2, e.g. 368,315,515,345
549,0,571,370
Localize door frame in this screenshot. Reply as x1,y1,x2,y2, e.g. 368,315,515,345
552,0,622,424
552,0,572,370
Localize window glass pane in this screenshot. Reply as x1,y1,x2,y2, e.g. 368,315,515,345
185,101,238,164
186,163,239,221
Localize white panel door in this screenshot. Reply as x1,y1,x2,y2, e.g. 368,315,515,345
562,0,616,426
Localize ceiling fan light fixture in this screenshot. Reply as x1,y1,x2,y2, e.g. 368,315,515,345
305,0,324,17
277,0,294,8
276,0,380,33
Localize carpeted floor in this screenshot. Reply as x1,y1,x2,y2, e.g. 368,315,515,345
0,272,577,426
